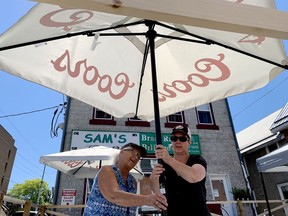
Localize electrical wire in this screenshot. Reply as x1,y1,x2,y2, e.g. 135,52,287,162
232,76,288,119
0,104,66,165
0,103,66,189
0,102,67,137
0,105,60,118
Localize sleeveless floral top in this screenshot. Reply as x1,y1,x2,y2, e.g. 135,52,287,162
83,165,137,216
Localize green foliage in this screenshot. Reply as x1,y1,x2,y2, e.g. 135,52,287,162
231,187,250,200
7,178,52,205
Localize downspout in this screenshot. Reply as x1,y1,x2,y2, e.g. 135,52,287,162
53,96,71,205
225,99,257,216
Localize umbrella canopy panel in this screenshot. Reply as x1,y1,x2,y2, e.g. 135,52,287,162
256,144,288,216
40,146,143,179
0,1,287,121
256,144,288,172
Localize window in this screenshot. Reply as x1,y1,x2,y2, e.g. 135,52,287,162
196,104,219,130
197,104,213,124
125,116,150,127
168,112,184,123
8,150,11,159
89,108,116,125
4,163,7,172
94,109,112,120
277,182,288,215
165,112,185,127
140,158,158,175
267,144,278,152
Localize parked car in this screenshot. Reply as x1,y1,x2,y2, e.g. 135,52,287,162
11,211,48,216
1,204,9,215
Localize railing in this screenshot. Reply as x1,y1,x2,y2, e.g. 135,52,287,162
1,192,32,216
206,200,288,216
1,192,287,216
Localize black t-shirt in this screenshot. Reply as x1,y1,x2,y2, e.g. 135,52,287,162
162,155,211,216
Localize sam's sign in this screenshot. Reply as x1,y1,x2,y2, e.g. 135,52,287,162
71,130,201,155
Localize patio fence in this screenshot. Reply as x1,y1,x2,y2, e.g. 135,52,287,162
1,192,287,216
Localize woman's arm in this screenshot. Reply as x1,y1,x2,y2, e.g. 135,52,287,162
98,166,167,210
155,145,206,183
165,158,206,183
150,163,164,193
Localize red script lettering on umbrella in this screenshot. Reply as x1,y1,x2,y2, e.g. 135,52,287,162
51,50,135,100
157,53,231,102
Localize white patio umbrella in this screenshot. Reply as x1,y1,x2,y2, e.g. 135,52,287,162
40,146,143,179
256,144,288,173
255,145,288,215
0,1,287,144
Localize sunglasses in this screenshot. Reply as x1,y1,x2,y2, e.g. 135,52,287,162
170,135,188,142
122,148,141,159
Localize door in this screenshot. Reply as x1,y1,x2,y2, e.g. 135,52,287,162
210,174,237,216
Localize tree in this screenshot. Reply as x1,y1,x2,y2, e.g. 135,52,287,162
8,178,52,205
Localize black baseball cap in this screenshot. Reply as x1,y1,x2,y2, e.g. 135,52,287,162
121,142,147,157
171,125,191,140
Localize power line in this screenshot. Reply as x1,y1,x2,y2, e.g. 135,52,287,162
0,104,66,166
232,76,288,119
0,105,64,118
0,103,66,189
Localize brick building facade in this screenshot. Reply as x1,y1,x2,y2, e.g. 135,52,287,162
0,124,16,194
53,97,248,215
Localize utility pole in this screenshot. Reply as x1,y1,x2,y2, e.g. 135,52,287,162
37,164,46,209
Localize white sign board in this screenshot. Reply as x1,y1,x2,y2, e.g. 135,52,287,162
70,130,139,150
61,189,76,205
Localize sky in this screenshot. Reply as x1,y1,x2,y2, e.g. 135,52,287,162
0,1,287,192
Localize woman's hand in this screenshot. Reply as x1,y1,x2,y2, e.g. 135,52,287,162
150,163,165,181
155,145,172,163
146,193,168,211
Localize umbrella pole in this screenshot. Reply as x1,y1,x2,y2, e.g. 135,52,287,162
260,172,272,216
145,20,162,145
146,20,167,216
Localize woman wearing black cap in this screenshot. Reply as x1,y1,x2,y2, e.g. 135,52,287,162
83,142,167,216
150,125,211,216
